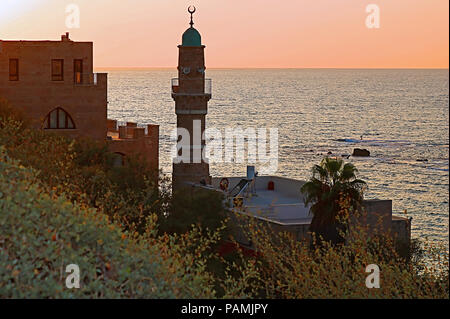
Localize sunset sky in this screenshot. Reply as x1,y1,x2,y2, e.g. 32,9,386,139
1,0,448,68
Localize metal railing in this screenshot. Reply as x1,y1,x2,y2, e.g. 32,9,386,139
74,73,98,85
171,78,212,96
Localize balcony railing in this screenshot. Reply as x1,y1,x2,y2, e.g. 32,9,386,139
171,78,212,97
74,73,99,85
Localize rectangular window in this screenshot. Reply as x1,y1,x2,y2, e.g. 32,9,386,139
74,59,83,84
9,59,19,81
51,59,64,81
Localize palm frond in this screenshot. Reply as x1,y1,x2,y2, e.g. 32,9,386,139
300,157,367,245
341,163,358,181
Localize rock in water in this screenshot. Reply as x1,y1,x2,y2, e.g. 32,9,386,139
352,148,370,157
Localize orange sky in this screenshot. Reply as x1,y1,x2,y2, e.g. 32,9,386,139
1,0,448,68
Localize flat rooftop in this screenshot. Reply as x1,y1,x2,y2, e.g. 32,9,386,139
211,176,312,226
206,175,406,226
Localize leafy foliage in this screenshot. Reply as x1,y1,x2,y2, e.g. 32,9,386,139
0,100,448,299
0,98,29,128
0,101,235,298
0,148,218,298
163,188,229,235
230,196,449,298
301,157,367,244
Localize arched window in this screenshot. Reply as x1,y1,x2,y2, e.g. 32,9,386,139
43,108,75,129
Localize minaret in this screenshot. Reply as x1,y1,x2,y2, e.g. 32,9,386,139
172,6,211,189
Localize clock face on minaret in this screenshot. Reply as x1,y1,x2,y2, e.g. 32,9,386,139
172,7,212,189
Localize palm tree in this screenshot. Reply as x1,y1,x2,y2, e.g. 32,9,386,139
301,157,367,245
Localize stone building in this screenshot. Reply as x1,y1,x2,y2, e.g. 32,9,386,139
206,174,412,249
0,33,159,174
171,9,212,190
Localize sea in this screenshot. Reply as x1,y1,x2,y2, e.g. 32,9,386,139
103,68,449,245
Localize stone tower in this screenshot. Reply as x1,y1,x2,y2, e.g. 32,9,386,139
172,7,211,189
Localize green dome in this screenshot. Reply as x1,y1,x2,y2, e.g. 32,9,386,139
182,27,202,46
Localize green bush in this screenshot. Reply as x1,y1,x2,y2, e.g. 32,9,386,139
229,198,449,299
0,101,447,299
163,188,229,234
0,117,161,233
0,116,227,237
0,148,218,298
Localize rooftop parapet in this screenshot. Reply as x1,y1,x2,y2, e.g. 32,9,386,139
133,127,145,139
107,119,159,141
107,119,118,132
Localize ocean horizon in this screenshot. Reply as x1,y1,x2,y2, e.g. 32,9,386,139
95,67,450,70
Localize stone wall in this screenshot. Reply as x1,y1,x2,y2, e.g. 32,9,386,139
107,120,159,176
392,216,412,244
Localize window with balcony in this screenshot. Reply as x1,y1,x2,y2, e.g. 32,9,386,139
9,59,19,81
51,59,64,81
74,59,83,84
43,108,75,129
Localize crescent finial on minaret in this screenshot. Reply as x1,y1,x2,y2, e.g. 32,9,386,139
188,6,196,28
